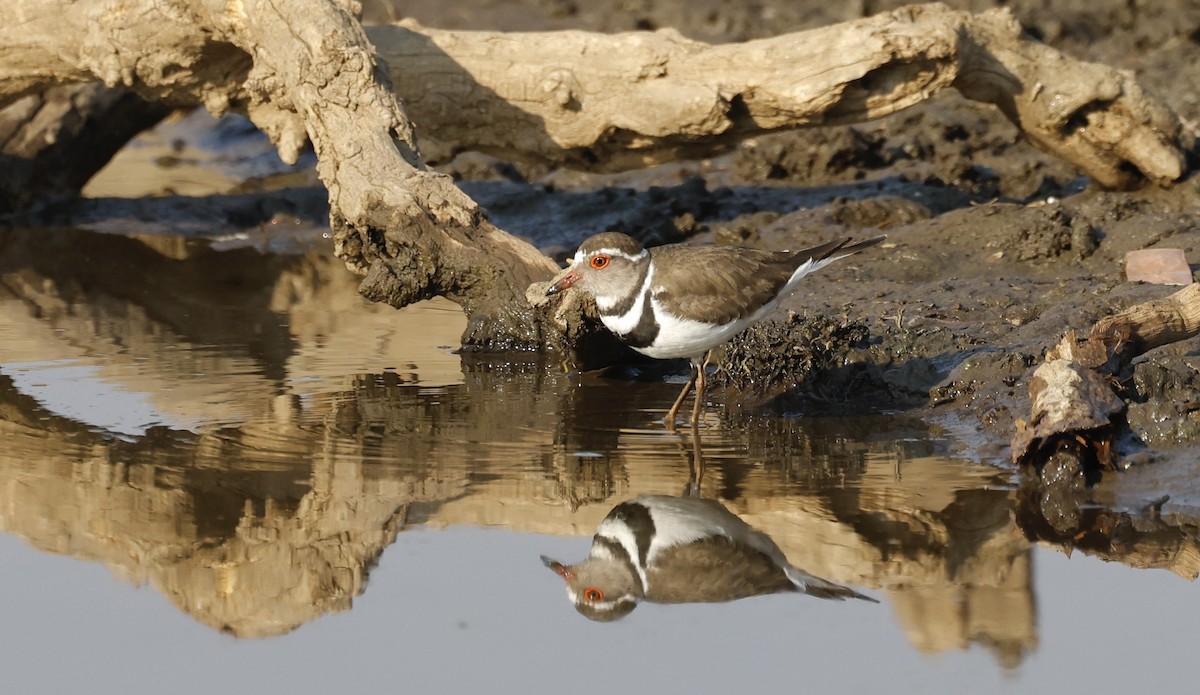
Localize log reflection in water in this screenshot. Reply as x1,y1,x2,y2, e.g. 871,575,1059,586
0,225,465,433
1015,458,1200,581
0,225,1193,662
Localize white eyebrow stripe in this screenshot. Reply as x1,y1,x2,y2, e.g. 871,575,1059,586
574,247,648,264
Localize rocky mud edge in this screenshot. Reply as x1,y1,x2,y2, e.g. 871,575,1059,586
525,170,1200,471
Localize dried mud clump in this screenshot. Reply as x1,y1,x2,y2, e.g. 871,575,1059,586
997,204,1093,262
1126,355,1200,446
716,313,869,402
733,128,894,183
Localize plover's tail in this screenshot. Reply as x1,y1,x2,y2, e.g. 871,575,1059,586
785,566,879,603
785,234,886,285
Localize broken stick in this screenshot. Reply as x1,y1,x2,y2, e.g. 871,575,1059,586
1012,282,1200,468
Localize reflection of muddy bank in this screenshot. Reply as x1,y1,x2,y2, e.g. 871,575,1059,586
1016,459,1200,582
0,335,1040,664
0,226,464,433
4,320,1195,659
0,226,1190,660
1,365,1033,653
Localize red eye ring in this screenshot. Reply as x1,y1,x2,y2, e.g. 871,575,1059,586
590,255,610,270
583,588,604,602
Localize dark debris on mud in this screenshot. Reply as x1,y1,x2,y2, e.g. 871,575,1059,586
714,313,871,406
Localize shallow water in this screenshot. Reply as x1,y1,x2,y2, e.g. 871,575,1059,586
1,225,1197,694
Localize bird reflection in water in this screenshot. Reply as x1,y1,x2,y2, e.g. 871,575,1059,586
542,432,876,621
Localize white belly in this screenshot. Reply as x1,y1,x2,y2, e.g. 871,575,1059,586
593,247,849,360
617,297,778,360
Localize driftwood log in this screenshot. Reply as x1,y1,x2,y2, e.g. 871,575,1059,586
0,1,1190,353
0,84,170,212
1013,283,1200,469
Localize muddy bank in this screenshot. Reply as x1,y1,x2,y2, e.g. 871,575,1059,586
416,0,1200,459
461,149,1200,448
9,0,1200,462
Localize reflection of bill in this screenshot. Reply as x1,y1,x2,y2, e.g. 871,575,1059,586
542,494,876,621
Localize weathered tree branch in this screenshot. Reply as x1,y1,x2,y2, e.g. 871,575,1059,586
1,0,562,349
0,2,1190,352
1091,283,1200,369
371,5,1186,188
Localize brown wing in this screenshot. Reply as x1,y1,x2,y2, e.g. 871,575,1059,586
643,537,796,603
650,245,800,325
651,238,873,325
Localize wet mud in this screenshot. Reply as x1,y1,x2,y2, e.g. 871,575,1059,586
418,0,1200,464
15,1,1200,464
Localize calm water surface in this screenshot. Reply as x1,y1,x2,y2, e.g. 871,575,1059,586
1,225,1197,694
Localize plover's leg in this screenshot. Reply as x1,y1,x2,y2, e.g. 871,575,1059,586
682,424,704,497
689,351,711,430
664,365,697,432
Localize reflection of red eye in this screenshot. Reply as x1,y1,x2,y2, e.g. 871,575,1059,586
590,255,610,270
583,588,604,602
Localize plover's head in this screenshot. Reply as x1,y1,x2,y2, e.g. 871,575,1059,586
541,554,641,622
544,232,649,307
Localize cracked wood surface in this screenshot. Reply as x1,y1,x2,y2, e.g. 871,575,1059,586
372,5,1186,187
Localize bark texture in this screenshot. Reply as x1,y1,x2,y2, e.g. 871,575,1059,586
371,5,1187,188
0,1,1191,351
